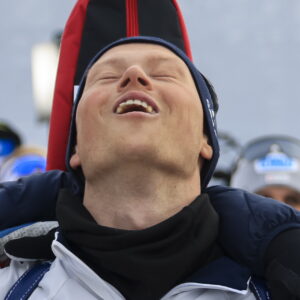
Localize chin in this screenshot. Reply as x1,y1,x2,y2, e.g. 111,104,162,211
120,143,159,161
119,131,157,149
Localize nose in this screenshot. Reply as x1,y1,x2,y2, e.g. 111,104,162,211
118,65,152,91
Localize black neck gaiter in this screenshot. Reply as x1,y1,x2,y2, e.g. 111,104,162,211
57,189,222,300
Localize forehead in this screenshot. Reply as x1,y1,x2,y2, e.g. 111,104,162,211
90,43,189,71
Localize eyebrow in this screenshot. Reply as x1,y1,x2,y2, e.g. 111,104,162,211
91,55,181,72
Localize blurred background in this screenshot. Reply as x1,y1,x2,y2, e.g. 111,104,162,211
0,1,299,177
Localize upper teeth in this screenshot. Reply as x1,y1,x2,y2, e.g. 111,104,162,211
116,99,154,114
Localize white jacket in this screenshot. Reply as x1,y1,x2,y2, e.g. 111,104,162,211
0,236,262,300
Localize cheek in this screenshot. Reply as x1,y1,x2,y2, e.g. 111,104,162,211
176,94,205,149
76,103,99,146
76,101,92,135
80,87,111,113
76,89,110,126
175,94,204,133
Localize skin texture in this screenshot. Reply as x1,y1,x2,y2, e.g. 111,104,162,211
70,43,212,230
256,185,300,210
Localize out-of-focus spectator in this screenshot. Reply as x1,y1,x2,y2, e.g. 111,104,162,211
210,132,241,186
230,135,300,209
0,122,22,166
0,146,46,182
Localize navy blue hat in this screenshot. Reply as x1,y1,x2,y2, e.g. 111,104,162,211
66,36,219,188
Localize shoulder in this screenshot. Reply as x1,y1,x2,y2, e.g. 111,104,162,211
0,170,71,230
206,185,300,274
206,185,300,223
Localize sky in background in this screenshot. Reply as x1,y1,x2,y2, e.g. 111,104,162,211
1,1,300,156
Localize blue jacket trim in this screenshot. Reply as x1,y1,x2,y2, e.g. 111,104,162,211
4,262,51,300
250,277,272,300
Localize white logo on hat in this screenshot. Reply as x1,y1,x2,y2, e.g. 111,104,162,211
206,98,217,137
254,145,299,173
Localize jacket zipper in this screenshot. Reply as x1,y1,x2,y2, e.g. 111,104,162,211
126,0,139,36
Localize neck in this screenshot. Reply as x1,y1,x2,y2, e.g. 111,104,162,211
83,165,201,230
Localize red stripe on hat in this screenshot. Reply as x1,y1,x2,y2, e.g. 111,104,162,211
126,0,139,37
46,0,90,171
172,0,193,60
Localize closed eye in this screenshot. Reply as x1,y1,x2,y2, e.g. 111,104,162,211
99,76,120,80
151,74,176,79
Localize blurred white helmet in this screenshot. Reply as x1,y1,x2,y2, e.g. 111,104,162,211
230,135,300,193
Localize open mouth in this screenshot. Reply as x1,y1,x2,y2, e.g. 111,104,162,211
115,99,157,114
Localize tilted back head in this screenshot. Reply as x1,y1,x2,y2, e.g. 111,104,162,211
47,0,219,189
66,36,219,189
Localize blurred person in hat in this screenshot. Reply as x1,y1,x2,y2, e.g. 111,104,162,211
0,122,21,166
0,146,46,182
230,135,300,210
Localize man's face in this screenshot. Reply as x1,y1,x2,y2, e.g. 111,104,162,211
256,185,300,210
70,43,212,181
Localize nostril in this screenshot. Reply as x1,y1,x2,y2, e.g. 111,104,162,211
138,77,148,86
120,78,130,88
119,74,150,89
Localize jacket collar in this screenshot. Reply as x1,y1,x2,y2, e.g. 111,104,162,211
186,256,251,291
54,232,252,296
